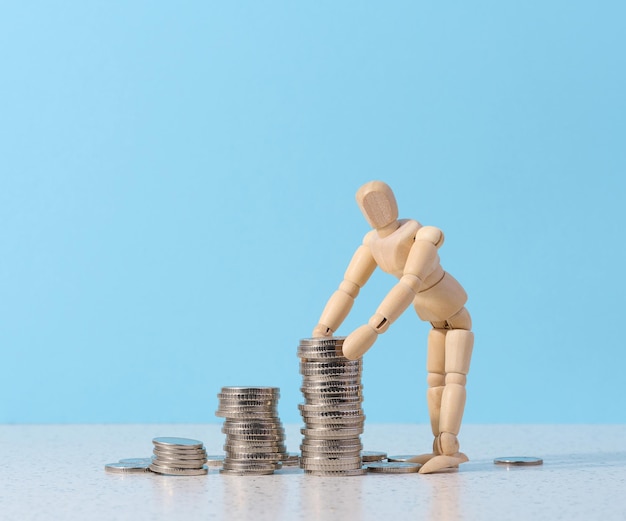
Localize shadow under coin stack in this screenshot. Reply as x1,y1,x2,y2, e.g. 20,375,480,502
216,386,287,475
298,337,366,476
149,437,209,476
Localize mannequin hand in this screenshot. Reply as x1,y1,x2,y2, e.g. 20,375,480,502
342,325,378,360
312,324,333,338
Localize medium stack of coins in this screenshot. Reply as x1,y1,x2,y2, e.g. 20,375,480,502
298,337,366,476
216,386,288,475
149,437,209,476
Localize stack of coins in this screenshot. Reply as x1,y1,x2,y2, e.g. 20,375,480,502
149,437,209,476
298,337,366,476
216,386,287,475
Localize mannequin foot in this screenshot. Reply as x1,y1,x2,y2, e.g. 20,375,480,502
418,452,468,474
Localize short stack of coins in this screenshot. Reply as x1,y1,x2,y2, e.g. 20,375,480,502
298,337,366,476
216,386,287,475
149,437,209,476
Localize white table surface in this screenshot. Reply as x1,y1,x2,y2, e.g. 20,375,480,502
2,424,625,521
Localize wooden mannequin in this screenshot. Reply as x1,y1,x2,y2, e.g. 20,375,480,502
312,181,474,474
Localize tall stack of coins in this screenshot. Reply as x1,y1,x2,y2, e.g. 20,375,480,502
149,437,209,476
216,386,288,475
298,337,366,476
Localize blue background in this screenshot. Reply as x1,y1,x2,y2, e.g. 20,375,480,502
1,1,624,425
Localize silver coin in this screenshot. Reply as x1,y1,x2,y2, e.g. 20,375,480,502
223,434,283,443
152,437,204,449
219,468,275,476
301,420,364,429
303,397,363,406
153,449,206,461
386,455,418,462
300,359,361,368
220,386,279,395
118,457,153,465
301,376,362,384
301,461,363,471
299,337,346,346
149,463,209,476
301,427,363,439
494,456,543,466
300,362,361,372
152,459,207,469
205,455,225,467
366,462,421,473
216,410,280,419
217,396,279,405
222,418,283,426
224,444,284,452
152,442,207,451
105,461,152,473
280,452,300,466
222,462,279,472
361,451,387,462
223,438,284,446
301,413,365,422
225,452,282,462
153,453,207,462
222,422,284,431
304,468,367,477
299,403,362,413
300,381,363,395
301,442,362,450
301,449,361,458
217,404,278,412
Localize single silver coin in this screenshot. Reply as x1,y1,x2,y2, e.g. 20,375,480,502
224,452,282,461
366,462,421,473
223,423,284,431
494,456,543,466
222,462,279,472
301,415,365,425
304,468,367,477
152,437,204,449
216,410,280,419
205,455,225,467
224,446,286,455
150,464,209,476
299,337,346,346
301,455,362,466
301,438,362,446
218,403,278,411
301,383,363,391
152,458,207,469
153,450,207,460
118,457,153,464
301,427,363,439
219,468,275,476
223,433,284,442
280,452,300,466
301,450,361,457
105,461,152,473
217,395,279,405
361,451,387,462
220,386,279,396
301,462,363,472
387,455,418,462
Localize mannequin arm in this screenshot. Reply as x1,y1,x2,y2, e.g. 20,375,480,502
342,226,443,359
312,242,377,337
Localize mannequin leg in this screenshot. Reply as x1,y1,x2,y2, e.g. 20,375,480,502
419,327,474,473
